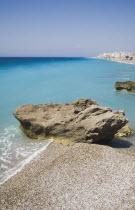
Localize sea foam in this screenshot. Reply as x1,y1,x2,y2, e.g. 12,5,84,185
0,139,52,185
0,125,53,185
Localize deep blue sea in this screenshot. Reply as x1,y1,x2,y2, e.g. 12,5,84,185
0,57,135,184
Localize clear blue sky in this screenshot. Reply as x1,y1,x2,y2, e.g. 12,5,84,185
0,0,135,57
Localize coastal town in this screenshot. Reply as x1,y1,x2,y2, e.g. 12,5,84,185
97,51,135,64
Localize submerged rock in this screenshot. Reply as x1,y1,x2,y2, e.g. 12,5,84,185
115,125,134,138
115,81,135,92
13,99,128,145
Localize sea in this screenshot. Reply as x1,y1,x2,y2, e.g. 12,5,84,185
0,57,135,184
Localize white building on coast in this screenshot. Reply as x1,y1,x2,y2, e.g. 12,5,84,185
98,51,135,60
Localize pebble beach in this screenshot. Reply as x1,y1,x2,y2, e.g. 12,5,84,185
1,142,135,210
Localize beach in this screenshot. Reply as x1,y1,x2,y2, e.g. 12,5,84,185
0,0,135,209
1,142,135,210
1,57,135,180
92,57,135,65
0,57,135,210
109,58,135,65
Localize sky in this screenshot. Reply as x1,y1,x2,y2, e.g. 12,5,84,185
0,0,135,57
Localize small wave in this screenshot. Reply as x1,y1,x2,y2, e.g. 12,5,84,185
0,139,53,185
0,126,21,170
122,78,130,80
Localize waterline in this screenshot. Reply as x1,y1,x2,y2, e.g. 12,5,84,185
0,139,53,185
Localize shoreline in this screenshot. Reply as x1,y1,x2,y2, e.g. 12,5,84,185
1,133,135,186
1,142,135,210
108,58,135,65
91,57,135,65
0,57,135,209
0,139,53,185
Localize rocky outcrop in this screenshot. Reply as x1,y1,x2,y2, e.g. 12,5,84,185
115,125,134,138
13,99,128,145
115,81,135,92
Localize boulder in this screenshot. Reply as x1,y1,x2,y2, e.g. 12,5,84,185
115,81,135,92
115,125,134,138
13,99,128,145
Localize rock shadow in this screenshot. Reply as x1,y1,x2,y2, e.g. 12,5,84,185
106,138,133,149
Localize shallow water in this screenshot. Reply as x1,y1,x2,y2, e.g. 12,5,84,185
0,57,135,183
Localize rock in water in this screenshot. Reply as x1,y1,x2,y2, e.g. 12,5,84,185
115,125,134,138
115,81,135,92
13,99,128,145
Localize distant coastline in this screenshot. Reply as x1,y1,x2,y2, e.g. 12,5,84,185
109,58,135,65
92,51,135,65
99,57,135,65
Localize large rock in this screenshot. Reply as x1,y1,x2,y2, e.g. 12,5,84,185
115,81,135,92
13,99,128,145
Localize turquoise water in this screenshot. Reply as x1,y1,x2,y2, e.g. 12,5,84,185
0,57,135,183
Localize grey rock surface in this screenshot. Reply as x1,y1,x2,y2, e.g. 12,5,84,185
13,99,128,144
